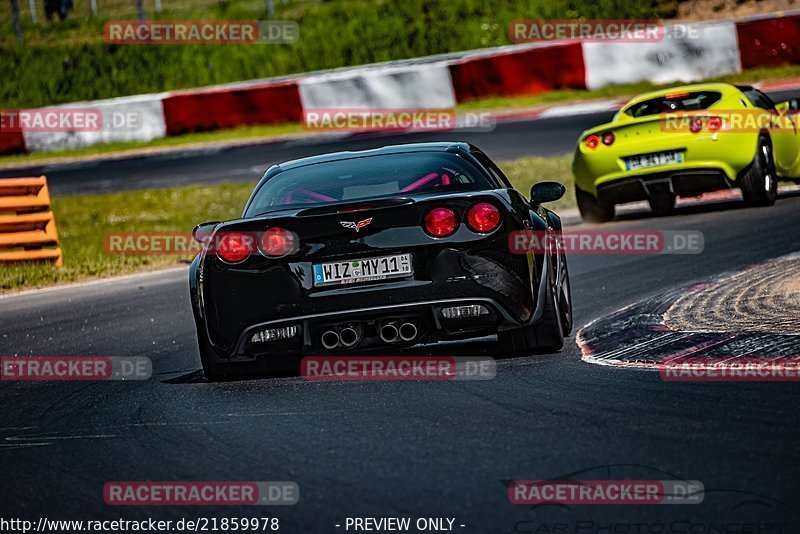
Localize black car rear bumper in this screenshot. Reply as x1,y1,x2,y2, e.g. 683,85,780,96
238,297,513,356
192,250,550,363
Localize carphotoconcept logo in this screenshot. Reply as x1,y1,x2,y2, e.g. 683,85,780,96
508,464,790,533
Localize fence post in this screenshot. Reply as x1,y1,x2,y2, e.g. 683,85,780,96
10,0,24,43
27,0,36,24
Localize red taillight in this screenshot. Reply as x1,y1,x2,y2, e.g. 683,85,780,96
585,135,600,149
689,117,703,133
466,202,501,233
707,116,722,132
601,131,615,146
216,231,254,264
424,207,458,237
260,227,295,257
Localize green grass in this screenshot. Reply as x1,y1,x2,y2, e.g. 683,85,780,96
502,154,575,212
0,0,678,108
0,181,255,291
0,154,574,292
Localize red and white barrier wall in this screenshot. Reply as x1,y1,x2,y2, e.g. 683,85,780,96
582,20,741,89
163,80,303,135
22,93,169,153
448,42,586,100
299,63,457,110
3,11,800,156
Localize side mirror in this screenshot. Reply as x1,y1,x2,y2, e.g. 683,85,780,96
530,182,566,208
192,221,220,244
776,98,800,113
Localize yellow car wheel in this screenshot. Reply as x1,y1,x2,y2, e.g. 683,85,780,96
741,135,778,207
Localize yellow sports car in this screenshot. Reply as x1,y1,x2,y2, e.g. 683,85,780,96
572,83,800,222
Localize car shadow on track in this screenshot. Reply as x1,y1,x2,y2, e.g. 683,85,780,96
162,369,207,384
161,335,559,384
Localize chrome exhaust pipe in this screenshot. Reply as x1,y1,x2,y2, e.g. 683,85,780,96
379,324,399,343
321,330,340,350
339,327,359,348
398,322,418,342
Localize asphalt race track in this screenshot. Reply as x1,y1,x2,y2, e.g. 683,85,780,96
1,89,800,530
2,192,800,529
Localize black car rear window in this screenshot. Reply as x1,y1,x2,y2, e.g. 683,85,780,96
246,152,493,215
624,91,722,118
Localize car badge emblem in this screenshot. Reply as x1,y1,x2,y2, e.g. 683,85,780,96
340,218,373,233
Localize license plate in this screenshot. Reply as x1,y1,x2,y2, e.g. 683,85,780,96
313,253,412,286
625,151,684,171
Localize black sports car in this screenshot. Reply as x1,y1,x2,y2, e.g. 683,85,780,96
189,142,572,379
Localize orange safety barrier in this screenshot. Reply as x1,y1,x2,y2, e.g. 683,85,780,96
0,176,62,266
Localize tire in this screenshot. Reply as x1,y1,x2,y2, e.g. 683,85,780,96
576,188,614,223
498,257,564,354
197,328,266,381
648,192,676,216
558,256,573,337
740,135,777,206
